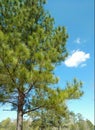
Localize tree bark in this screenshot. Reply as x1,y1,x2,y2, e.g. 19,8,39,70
58,125,61,130
16,91,25,130
16,108,23,130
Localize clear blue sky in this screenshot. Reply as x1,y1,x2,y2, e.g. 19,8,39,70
0,0,94,124
46,0,94,124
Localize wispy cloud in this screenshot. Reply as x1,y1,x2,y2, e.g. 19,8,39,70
74,37,81,44
80,63,87,68
74,37,87,44
64,50,90,67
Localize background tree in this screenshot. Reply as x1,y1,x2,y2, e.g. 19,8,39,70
0,116,93,130
86,119,94,130
29,109,67,129
0,0,83,130
0,118,15,130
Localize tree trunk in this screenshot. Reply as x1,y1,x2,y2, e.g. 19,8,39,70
16,108,23,130
58,126,61,130
16,91,25,130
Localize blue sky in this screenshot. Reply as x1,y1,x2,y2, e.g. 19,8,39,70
0,0,94,124
45,0,94,123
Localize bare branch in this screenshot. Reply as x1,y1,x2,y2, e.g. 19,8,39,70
0,100,18,106
25,81,36,95
23,106,42,114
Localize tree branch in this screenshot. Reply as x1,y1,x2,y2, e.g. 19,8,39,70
0,100,18,106
25,81,36,95
23,106,42,114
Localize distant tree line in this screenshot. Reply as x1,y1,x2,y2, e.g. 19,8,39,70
0,112,94,130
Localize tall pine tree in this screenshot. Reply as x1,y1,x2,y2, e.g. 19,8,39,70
0,0,83,130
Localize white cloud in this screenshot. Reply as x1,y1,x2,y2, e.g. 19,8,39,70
64,50,90,67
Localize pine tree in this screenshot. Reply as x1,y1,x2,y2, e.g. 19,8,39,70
0,0,83,130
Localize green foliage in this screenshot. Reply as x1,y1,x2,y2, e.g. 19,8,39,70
85,120,94,130
0,116,93,130
29,109,64,129
0,118,15,130
68,113,94,130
